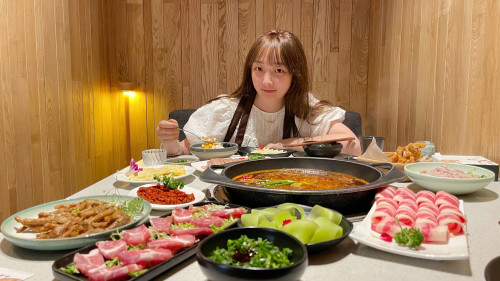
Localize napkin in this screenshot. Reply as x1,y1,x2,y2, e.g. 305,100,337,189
359,137,391,162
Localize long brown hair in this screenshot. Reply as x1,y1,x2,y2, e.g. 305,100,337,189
226,30,332,121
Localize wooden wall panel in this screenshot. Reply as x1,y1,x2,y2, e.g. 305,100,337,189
367,0,500,164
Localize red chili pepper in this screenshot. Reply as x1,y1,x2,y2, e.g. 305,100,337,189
282,219,292,226
380,233,392,242
259,146,264,149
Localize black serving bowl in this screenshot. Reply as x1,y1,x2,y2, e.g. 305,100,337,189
196,227,308,281
302,141,343,158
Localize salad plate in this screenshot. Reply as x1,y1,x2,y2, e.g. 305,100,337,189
1,195,151,250
114,165,196,185
128,184,205,211
349,200,469,260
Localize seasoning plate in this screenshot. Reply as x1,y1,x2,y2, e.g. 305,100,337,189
128,184,205,211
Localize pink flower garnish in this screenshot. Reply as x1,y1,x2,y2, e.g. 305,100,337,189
125,158,143,176
380,233,392,242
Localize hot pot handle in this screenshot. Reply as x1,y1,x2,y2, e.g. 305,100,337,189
199,164,231,185
368,163,406,185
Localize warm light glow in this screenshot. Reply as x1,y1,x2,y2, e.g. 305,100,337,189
123,91,136,99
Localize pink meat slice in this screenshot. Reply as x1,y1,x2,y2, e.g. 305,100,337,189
435,191,460,208
418,202,439,216
96,240,128,260
118,248,173,266
73,248,106,276
437,213,465,235
371,205,396,225
87,264,143,281
147,234,196,250
210,207,247,218
371,217,403,237
374,186,396,201
416,190,436,205
172,207,193,223
122,224,152,246
170,227,214,236
418,224,449,243
376,197,398,209
191,216,224,227
395,208,415,226
438,205,466,223
150,217,173,233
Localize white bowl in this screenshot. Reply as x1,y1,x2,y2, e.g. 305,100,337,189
164,155,200,165
189,142,239,160
404,162,494,195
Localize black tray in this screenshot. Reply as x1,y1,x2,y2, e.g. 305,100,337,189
52,201,248,281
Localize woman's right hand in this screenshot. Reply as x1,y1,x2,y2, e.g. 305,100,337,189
157,119,180,144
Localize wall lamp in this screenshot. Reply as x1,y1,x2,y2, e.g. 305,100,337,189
118,81,137,98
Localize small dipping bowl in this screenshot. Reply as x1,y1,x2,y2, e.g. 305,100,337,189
197,227,308,281
303,141,343,158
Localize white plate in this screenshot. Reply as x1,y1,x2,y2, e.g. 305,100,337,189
191,156,248,173
1,195,151,250
128,184,205,211
349,200,469,260
114,165,196,185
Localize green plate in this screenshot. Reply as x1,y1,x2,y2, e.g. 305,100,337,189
1,195,151,250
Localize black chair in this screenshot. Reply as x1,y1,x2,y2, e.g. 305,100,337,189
168,109,362,141
168,109,197,141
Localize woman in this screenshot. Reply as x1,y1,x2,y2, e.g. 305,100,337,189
157,30,361,156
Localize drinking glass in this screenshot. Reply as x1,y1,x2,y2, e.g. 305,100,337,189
360,136,385,153
142,149,167,166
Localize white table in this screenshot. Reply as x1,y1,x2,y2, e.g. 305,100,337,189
1,169,499,281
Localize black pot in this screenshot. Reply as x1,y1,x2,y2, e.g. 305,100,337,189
200,158,405,216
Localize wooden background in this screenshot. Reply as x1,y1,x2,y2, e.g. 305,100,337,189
0,0,499,223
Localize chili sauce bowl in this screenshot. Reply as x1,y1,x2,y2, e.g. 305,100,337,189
196,227,308,281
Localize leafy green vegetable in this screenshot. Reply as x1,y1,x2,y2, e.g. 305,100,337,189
247,179,297,188
176,159,189,163
120,197,145,217
59,262,80,274
248,153,266,159
153,175,185,190
129,269,148,278
209,235,293,268
105,257,122,267
393,218,424,248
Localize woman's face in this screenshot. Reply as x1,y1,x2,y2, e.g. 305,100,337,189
251,55,293,112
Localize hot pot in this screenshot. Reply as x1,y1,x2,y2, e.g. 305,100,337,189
200,157,405,216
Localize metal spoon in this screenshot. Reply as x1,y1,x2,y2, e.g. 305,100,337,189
178,128,204,141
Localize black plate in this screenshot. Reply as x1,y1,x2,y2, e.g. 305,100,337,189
236,204,353,254
52,201,249,281
237,146,295,157
292,151,351,159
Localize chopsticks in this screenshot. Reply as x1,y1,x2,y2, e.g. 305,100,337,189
284,136,355,147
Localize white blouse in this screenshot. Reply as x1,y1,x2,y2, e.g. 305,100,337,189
183,93,346,147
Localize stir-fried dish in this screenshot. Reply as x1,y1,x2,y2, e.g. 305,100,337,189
232,168,368,190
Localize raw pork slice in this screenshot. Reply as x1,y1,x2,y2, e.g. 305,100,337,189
150,217,173,233
172,207,193,223
118,248,173,266
371,217,404,237
74,248,106,276
437,214,465,235
210,207,247,218
147,234,196,250
418,224,449,243
87,264,143,281
191,216,224,227
374,186,396,201
96,240,127,259
170,227,214,236
416,190,436,205
122,224,152,246
371,206,396,225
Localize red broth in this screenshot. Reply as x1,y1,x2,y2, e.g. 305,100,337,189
232,168,368,190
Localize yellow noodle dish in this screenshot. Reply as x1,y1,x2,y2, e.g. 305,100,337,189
127,165,186,181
